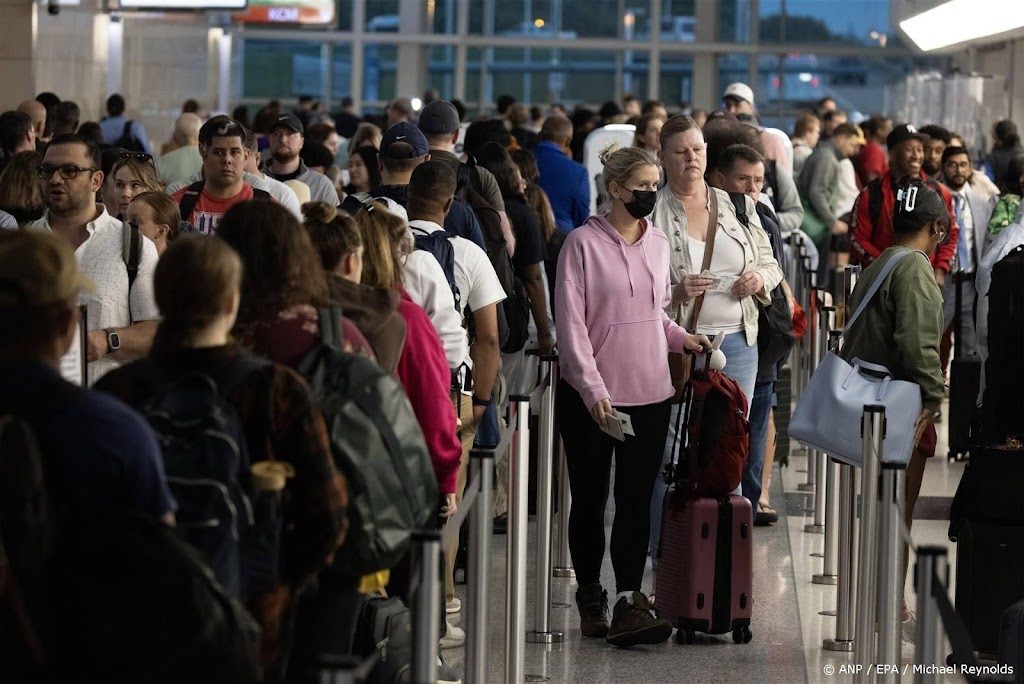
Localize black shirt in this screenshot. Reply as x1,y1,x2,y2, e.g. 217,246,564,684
503,195,546,274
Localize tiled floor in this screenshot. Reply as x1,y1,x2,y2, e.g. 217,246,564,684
445,398,967,683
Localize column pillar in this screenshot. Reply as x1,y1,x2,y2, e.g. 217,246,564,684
0,0,38,102
396,0,428,99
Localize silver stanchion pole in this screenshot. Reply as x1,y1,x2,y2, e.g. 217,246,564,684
877,461,907,683
841,264,861,329
527,358,564,645
914,547,947,683
799,279,820,493
854,405,887,684
553,436,575,579
466,448,494,684
506,397,530,684
823,462,859,651
411,531,441,684
792,248,807,403
806,305,835,533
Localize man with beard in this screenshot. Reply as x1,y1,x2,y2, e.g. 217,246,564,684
29,134,159,384
919,124,952,182
938,145,996,366
170,118,271,235
263,113,339,205
851,123,958,285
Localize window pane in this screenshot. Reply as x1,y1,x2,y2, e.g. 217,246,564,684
364,0,400,32
558,49,619,105
243,40,324,99
427,45,457,100
718,0,753,42
364,44,397,104
718,54,749,110
659,53,695,109
480,0,622,39
760,0,890,45
430,0,459,35
331,45,353,99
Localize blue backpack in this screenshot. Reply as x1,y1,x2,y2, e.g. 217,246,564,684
139,356,280,600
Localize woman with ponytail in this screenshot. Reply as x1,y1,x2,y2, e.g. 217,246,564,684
555,141,712,648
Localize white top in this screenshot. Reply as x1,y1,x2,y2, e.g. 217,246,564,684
834,158,860,217
955,185,976,273
32,206,160,385
687,231,745,335
403,249,469,370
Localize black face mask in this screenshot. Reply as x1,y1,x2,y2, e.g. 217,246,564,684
622,189,657,219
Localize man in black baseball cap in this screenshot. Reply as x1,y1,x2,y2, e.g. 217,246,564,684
264,112,339,204
417,100,509,250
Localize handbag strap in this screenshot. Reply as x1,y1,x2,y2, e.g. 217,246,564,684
690,187,720,328
841,249,917,337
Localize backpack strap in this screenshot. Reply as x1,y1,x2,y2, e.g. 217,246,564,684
841,249,916,336
456,160,475,195
120,120,134,143
121,220,141,290
728,192,749,229
252,188,272,201
868,178,884,225
177,180,205,222
318,307,345,350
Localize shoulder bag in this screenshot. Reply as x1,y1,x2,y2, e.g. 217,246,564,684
789,249,923,466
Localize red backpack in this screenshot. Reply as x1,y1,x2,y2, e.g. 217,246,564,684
671,355,750,498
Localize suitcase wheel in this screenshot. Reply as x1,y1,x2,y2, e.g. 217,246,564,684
732,626,752,644
675,627,697,645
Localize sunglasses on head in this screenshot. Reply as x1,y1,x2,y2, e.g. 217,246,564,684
117,152,154,165
340,192,377,216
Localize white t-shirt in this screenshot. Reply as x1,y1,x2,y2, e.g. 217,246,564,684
32,206,160,384
955,186,976,273
403,249,469,370
687,230,745,335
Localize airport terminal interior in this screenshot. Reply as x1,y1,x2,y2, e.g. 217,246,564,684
1,0,1024,683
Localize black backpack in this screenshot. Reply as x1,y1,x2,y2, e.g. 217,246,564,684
982,245,1024,446
457,159,531,353
730,192,796,376
298,309,439,577
411,225,461,314
0,385,261,682
114,120,147,153
137,356,284,601
121,220,142,289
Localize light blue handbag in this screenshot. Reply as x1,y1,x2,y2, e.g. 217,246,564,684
789,250,923,467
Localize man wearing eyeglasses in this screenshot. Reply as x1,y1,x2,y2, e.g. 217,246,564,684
938,145,996,366
29,134,159,385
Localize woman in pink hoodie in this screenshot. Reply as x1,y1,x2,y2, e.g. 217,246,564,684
555,143,711,649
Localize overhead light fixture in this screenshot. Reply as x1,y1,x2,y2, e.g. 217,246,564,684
900,0,1024,51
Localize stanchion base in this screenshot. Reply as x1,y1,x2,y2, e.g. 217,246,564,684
526,631,564,644
525,675,551,683
804,524,825,534
819,610,837,616
810,552,824,558
553,567,576,578
812,574,838,586
552,602,570,609
823,638,855,652
798,483,816,492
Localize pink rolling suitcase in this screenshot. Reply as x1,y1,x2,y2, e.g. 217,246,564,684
654,490,754,644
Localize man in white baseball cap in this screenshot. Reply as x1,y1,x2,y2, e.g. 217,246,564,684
722,82,756,116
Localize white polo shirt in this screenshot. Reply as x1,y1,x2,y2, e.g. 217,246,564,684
32,205,160,384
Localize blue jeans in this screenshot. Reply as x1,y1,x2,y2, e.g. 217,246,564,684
649,331,759,563
743,381,776,512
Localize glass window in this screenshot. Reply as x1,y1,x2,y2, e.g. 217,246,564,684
243,39,325,99
336,0,352,30
759,0,890,45
430,0,459,35
718,54,750,109
364,0,400,32
551,49,619,106
718,0,752,43
363,43,397,104
331,46,353,99
659,53,695,110
427,45,457,100
475,0,623,39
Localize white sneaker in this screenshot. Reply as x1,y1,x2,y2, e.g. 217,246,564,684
441,619,465,649
446,597,462,614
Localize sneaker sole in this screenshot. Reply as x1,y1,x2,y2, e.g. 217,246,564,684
606,622,673,647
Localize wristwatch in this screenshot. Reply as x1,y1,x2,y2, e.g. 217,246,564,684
472,394,493,408
105,328,121,354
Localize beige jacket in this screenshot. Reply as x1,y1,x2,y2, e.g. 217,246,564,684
651,184,784,346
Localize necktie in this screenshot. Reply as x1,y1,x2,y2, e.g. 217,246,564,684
955,194,970,273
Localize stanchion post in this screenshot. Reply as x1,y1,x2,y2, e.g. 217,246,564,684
877,461,906,683
807,305,835,532
799,281,821,494
411,531,441,684
854,405,886,683
466,448,494,684
553,436,575,579
914,546,947,683
506,397,530,684
824,463,859,650
527,358,564,645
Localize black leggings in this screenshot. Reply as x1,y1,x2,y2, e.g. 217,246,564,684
556,380,671,594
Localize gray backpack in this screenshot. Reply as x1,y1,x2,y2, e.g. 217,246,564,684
298,309,438,577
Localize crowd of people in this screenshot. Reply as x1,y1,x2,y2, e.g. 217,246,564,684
0,83,1022,682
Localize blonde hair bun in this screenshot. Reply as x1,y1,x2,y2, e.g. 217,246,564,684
598,141,624,166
